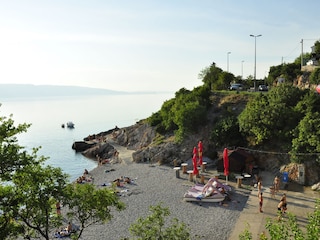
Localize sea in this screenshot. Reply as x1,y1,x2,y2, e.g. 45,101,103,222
0,93,174,181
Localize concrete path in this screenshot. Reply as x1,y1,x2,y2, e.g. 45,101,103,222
229,171,320,239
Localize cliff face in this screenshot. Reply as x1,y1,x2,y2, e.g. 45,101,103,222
109,93,250,166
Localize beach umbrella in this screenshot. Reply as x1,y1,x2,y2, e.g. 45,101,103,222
198,140,203,166
316,85,320,94
223,148,229,184
192,152,199,176
193,146,197,156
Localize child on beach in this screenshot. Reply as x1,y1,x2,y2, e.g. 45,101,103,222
259,192,263,213
257,177,262,197
270,185,275,198
274,176,280,193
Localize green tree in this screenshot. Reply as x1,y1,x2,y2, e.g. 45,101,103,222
3,165,68,239
148,86,209,142
293,52,312,66
0,108,56,239
0,110,39,181
0,108,126,239
128,203,190,240
290,112,320,163
63,183,125,239
239,199,320,240
211,115,245,148
312,40,320,56
238,85,303,147
218,71,235,90
268,62,301,85
199,62,223,91
309,67,320,84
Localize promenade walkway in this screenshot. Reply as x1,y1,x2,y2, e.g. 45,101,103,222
229,171,320,239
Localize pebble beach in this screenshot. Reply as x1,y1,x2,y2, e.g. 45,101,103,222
68,142,251,240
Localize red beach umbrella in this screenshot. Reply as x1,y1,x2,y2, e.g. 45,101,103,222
193,146,197,156
192,153,199,176
198,141,203,166
223,148,229,184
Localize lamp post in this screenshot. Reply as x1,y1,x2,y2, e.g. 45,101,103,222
227,52,231,72
250,34,262,91
241,60,244,79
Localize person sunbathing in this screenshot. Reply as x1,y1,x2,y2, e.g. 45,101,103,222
121,176,132,184
113,178,124,187
56,222,72,237
201,178,218,197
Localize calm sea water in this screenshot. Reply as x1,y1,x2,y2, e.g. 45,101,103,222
0,93,173,181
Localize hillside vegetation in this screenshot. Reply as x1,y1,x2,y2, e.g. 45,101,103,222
147,83,320,166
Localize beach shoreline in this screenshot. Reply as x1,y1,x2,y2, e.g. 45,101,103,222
71,141,251,240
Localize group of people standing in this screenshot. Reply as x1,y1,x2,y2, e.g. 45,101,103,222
256,175,288,218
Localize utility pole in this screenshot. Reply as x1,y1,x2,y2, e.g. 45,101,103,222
241,60,244,79
301,39,303,69
250,34,262,91
227,52,231,72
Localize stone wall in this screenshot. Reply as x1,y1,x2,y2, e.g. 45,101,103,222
250,151,319,186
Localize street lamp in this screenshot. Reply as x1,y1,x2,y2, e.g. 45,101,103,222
227,52,231,72
241,60,244,79
250,34,262,91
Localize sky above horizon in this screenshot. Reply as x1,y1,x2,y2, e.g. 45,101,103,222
0,1,319,92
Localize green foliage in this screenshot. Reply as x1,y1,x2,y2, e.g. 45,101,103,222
240,200,320,240
238,85,304,147
309,67,320,84
211,115,244,148
238,223,252,240
0,108,126,239
0,164,68,240
128,203,190,240
0,109,63,239
268,62,301,85
313,41,320,55
290,92,320,163
63,183,125,239
0,111,43,181
306,199,320,239
291,112,320,163
0,185,25,239
199,62,223,91
148,86,209,142
293,52,312,66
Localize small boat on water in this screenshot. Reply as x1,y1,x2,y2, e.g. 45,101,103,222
66,121,75,129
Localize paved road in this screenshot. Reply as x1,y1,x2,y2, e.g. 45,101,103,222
229,171,320,239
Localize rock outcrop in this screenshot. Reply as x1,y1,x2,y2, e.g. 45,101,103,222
72,141,96,152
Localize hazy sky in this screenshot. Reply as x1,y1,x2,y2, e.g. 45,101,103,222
0,1,319,92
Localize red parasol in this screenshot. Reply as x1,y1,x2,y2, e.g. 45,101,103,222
198,141,203,166
193,146,197,156
192,153,199,175
223,148,229,183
